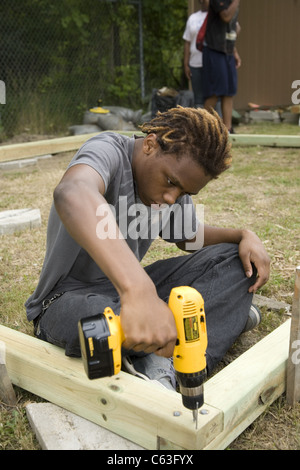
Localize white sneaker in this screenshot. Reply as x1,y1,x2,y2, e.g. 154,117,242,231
242,305,261,333
122,354,176,391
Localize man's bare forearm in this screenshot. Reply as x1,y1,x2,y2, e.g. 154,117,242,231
203,224,244,246
219,0,240,23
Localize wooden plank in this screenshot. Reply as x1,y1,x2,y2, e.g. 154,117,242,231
0,131,139,163
229,134,300,148
0,134,96,163
203,320,290,449
1,132,300,164
0,341,17,405
0,325,222,450
286,266,300,406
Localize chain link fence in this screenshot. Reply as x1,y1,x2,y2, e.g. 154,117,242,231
0,0,188,141
0,0,149,140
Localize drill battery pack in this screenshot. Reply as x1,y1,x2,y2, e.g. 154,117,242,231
78,307,123,379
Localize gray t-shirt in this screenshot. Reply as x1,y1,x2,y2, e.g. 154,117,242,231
25,132,199,321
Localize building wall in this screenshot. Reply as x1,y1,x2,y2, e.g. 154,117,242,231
188,0,300,109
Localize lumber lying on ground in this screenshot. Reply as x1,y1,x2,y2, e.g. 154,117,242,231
229,134,300,148
0,132,134,163
0,132,300,164
0,320,290,450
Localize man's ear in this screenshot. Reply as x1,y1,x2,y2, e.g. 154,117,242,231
142,133,159,155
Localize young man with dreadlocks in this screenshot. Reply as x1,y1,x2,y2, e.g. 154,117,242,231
25,107,270,389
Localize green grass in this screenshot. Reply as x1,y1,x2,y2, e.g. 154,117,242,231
238,121,300,136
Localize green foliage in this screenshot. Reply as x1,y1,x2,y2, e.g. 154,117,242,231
142,0,188,90
106,65,141,107
0,0,188,137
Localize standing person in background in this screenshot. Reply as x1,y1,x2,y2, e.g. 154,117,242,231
183,0,209,108
203,0,241,133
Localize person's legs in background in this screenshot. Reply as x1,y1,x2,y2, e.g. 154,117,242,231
189,65,204,108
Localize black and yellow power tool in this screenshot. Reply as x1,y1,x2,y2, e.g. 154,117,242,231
78,286,207,427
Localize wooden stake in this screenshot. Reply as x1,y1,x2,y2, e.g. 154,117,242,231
286,266,300,406
0,341,17,406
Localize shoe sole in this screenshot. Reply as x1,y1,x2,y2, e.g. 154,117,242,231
250,305,261,327
122,356,166,389
243,305,261,333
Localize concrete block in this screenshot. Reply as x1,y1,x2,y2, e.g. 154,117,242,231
26,403,144,450
253,294,291,314
281,111,299,124
0,209,41,235
248,110,281,123
0,154,52,170
0,158,37,170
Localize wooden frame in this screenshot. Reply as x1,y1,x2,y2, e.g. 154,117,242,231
0,319,290,450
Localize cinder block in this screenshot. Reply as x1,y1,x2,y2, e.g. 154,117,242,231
0,159,37,170
0,154,52,170
0,209,41,235
248,110,281,123
26,403,144,450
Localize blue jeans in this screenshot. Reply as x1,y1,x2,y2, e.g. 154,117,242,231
34,243,255,375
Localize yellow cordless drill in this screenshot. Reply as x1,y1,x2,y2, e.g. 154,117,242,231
78,286,208,427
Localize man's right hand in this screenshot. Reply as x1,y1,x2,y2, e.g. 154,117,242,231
120,283,178,358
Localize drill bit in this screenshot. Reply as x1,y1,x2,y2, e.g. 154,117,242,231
192,403,199,430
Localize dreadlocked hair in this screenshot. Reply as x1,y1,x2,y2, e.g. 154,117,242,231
139,106,232,178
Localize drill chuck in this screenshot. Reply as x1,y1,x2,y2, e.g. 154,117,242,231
176,369,207,410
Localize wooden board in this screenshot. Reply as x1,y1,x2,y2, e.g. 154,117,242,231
204,320,290,449
1,132,300,164
0,320,291,449
0,131,137,163
229,134,300,148
0,134,97,163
